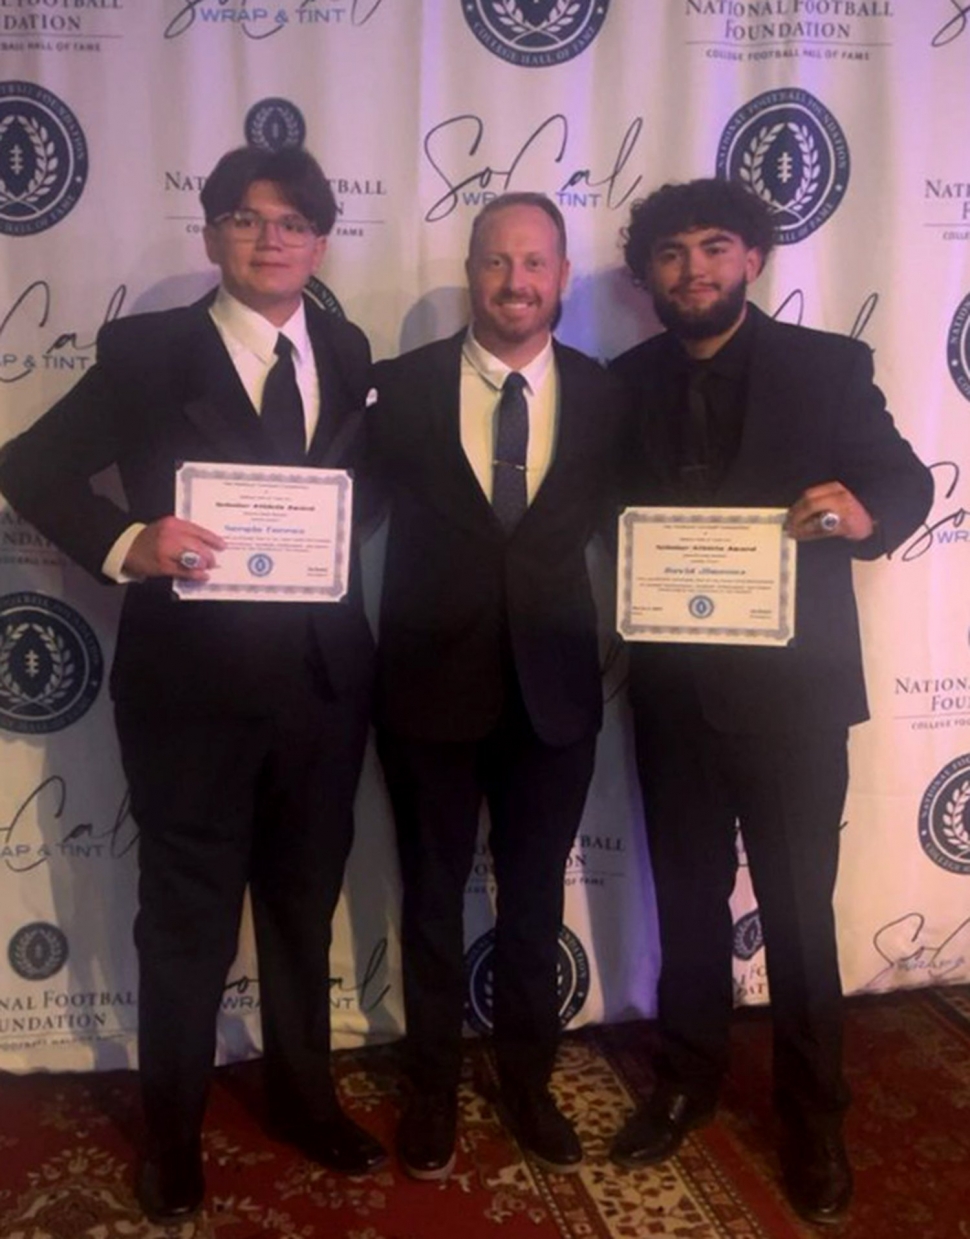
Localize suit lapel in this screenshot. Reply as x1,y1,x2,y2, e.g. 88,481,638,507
307,305,350,465
716,306,793,502
423,333,499,535
519,342,581,525
625,337,682,501
179,302,273,463
518,341,613,529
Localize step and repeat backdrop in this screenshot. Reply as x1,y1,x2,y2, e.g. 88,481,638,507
1,2,969,1072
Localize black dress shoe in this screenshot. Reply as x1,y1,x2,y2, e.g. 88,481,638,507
610,1088,716,1169
287,1111,388,1175
498,1087,583,1174
397,1090,458,1180
781,1130,853,1226
135,1144,205,1225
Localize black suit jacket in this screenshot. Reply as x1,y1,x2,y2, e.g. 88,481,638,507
371,331,624,747
611,304,932,734
0,293,375,716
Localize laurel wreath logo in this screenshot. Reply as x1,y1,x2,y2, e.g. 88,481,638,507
0,112,61,211
739,120,821,220
249,103,302,151
10,926,65,977
494,0,581,43
0,620,77,715
941,779,970,861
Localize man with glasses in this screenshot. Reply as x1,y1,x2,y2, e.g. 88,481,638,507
0,146,386,1223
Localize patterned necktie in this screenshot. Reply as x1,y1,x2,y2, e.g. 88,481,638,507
492,371,529,532
261,333,306,464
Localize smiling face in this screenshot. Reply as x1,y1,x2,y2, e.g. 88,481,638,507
203,179,328,326
646,226,763,354
465,203,570,367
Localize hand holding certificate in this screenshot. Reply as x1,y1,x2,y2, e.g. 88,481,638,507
173,462,353,602
617,507,796,646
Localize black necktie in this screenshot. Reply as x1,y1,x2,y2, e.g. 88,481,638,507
492,371,529,532
681,363,711,497
261,334,305,464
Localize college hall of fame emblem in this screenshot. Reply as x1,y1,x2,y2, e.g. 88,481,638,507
0,593,104,735
0,81,88,236
464,925,591,1034
244,97,307,153
8,922,70,981
717,88,849,245
919,755,970,876
463,0,610,67
947,292,970,403
733,909,764,961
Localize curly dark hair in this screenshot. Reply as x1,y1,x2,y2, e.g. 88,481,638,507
200,146,338,236
622,178,776,284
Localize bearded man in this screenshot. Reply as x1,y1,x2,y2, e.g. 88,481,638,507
608,178,931,1227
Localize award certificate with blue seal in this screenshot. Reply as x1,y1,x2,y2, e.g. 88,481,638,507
173,462,353,603
617,507,796,646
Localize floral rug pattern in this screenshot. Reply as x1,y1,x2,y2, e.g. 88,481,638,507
1,985,968,1239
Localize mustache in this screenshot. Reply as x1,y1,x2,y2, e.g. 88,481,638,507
673,280,719,294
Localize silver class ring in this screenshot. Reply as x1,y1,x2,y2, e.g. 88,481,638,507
818,511,841,534
177,549,203,570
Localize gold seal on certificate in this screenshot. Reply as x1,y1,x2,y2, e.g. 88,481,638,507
617,507,797,646
173,462,353,603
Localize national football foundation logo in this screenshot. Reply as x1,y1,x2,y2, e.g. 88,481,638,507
8,923,69,981
716,89,849,245
0,81,88,236
245,97,306,153
464,926,590,1034
918,755,970,875
463,0,610,67
0,593,103,735
947,293,970,403
733,909,764,961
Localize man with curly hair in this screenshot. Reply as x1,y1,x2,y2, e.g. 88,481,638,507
609,178,931,1225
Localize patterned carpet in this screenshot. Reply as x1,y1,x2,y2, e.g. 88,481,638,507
1,985,968,1239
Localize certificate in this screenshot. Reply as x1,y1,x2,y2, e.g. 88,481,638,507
173,462,353,603
617,507,796,646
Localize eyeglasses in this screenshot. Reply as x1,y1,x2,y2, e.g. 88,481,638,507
213,208,318,246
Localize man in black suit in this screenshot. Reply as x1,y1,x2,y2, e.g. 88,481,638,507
0,146,386,1224
608,179,932,1225
371,193,622,1180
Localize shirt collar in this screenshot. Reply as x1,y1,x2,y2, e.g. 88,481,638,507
211,286,311,366
462,327,554,394
666,302,756,380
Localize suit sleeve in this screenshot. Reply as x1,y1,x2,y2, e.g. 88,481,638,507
0,327,136,581
831,342,933,560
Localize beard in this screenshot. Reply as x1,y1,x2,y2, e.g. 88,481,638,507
651,277,748,341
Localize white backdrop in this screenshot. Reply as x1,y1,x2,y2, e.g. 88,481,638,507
1,1,969,1072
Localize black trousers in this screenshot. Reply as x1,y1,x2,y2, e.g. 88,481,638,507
633,688,851,1135
378,682,596,1096
116,673,370,1152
